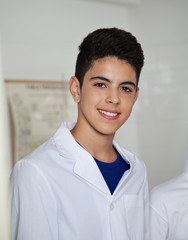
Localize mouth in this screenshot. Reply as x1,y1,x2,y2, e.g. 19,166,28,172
98,109,120,119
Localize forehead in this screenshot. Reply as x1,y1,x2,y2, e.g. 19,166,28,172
85,57,137,82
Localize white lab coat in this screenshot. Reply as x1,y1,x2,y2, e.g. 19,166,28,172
150,150,188,240
11,122,149,240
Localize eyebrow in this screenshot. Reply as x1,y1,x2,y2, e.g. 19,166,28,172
90,76,137,88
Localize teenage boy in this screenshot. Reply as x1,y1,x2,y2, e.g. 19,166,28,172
11,28,149,240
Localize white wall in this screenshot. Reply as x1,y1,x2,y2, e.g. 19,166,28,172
0,0,128,80
0,39,12,240
116,0,188,189
0,0,188,191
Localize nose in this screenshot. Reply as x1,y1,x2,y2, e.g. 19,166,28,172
105,89,120,104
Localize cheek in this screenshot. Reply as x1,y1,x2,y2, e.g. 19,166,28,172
81,90,102,104
122,96,135,105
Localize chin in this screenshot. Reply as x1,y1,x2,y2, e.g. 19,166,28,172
95,126,118,136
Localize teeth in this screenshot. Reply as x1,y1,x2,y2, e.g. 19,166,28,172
99,110,118,116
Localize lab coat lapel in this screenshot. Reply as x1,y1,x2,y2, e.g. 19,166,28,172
73,149,110,196
54,122,110,196
111,141,136,195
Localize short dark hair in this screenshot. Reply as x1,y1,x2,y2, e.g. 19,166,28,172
75,27,144,88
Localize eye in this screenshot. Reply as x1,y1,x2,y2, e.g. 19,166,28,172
94,82,106,88
120,86,132,93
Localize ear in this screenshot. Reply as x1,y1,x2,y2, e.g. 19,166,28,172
133,87,139,104
69,76,81,103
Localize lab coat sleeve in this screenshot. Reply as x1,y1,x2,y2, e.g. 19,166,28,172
10,159,58,240
150,189,169,240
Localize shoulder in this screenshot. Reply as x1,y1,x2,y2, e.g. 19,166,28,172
13,137,59,174
11,138,57,187
150,183,169,206
150,173,185,202
113,142,148,191
11,158,47,189
113,141,147,171
150,174,186,218
10,155,57,208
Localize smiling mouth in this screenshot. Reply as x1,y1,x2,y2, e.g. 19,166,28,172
98,109,119,117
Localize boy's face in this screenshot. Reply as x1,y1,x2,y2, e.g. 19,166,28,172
70,56,139,137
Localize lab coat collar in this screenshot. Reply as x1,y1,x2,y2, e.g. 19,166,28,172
54,122,110,196
112,141,136,194
54,122,136,197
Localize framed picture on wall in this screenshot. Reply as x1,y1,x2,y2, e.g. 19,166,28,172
5,79,77,164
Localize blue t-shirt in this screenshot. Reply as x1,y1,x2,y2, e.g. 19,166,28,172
94,149,130,194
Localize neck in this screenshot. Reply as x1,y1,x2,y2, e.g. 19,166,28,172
71,122,117,163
